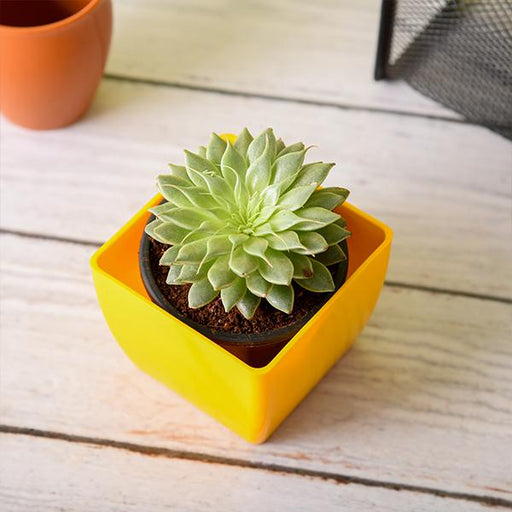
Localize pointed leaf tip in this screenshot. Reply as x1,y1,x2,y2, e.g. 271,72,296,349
266,284,294,314
188,279,219,308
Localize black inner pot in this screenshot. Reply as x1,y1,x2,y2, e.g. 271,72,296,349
139,213,349,367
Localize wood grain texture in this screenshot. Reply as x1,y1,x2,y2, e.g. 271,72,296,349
2,3,511,509
1,234,511,500
1,80,510,298
107,0,459,118
3,434,508,512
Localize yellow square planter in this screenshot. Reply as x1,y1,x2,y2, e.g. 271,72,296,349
91,194,392,443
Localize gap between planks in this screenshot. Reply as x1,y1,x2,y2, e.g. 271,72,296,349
104,73,472,127
2,227,510,306
1,425,511,509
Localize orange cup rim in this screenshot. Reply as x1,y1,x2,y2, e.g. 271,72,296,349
0,0,103,34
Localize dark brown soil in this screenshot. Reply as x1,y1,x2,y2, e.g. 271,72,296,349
148,238,334,335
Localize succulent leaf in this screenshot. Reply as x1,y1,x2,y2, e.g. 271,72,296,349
248,128,275,164
277,141,304,158
236,291,261,320
293,162,333,188
246,272,273,298
166,265,182,285
221,142,246,187
145,218,167,244
243,237,269,262
168,164,190,181
318,223,350,245
268,210,303,232
185,150,217,177
189,279,218,308
176,239,209,264
294,207,340,231
179,264,208,283
316,244,347,266
266,285,294,314
206,133,227,167
295,259,335,292
229,233,249,247
157,174,191,189
272,148,306,185
278,184,318,211
220,277,247,312
275,138,286,156
204,236,232,261
306,187,349,210
265,231,306,251
159,246,180,266
152,222,191,245
288,253,314,280
149,202,178,217
207,255,236,290
234,127,253,157
230,246,259,277
259,249,294,286
146,128,350,318
168,207,217,230
246,137,272,193
296,232,328,255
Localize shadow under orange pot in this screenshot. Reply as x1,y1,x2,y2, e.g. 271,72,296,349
0,0,112,130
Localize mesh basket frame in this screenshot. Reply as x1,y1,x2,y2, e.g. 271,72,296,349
375,0,512,139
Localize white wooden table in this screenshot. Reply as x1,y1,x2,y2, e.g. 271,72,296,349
1,1,511,510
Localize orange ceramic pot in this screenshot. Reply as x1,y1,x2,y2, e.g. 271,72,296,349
0,0,112,129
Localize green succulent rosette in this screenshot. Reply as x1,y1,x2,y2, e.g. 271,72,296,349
146,128,350,320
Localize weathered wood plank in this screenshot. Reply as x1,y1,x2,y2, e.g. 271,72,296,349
2,434,506,512
1,80,510,298
108,0,458,118
1,234,511,500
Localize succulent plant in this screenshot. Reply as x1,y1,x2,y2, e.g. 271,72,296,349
145,128,350,320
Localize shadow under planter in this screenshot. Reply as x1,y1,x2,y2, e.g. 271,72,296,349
91,194,392,443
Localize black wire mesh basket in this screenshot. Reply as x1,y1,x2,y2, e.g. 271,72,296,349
375,0,512,139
